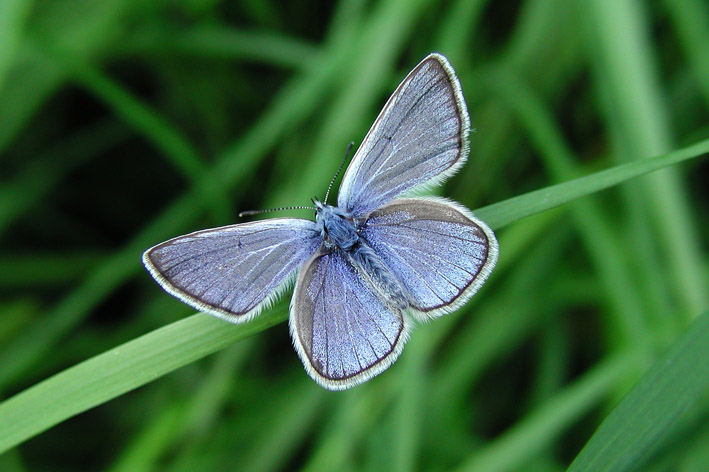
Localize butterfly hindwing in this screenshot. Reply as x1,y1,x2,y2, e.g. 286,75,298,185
361,197,498,319
290,249,410,390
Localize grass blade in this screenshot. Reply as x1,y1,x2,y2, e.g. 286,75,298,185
568,311,709,472
0,310,287,454
453,350,644,472
475,137,709,229
0,0,33,90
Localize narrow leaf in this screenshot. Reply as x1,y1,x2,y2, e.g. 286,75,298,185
475,137,709,229
0,310,287,453
568,311,709,472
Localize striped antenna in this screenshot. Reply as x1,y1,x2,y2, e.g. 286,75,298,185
324,141,355,204
238,206,315,218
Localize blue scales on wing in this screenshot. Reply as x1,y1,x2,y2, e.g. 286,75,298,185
337,54,470,217
361,197,497,318
290,249,409,390
143,219,322,322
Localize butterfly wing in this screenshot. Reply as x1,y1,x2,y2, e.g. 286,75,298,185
360,197,498,319
337,53,470,217
290,249,410,390
143,218,322,323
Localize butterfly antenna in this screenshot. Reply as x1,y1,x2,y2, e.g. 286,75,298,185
324,141,355,204
239,206,315,218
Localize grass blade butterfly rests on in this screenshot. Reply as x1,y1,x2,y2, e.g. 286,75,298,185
143,53,498,390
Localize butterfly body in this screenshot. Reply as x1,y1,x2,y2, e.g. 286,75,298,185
143,53,499,390
315,199,409,311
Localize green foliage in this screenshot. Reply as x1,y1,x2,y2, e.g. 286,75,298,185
0,0,707,470
568,312,709,472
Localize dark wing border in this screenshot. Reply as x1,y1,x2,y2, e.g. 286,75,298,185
289,249,411,390
361,196,498,320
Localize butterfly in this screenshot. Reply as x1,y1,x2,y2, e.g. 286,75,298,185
143,53,499,390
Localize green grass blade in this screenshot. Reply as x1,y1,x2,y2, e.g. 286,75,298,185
665,0,709,106
0,0,33,90
453,350,644,472
107,340,255,472
568,311,709,472
272,0,438,205
227,380,325,472
57,56,233,223
0,138,706,453
586,0,708,318
483,68,654,348
0,310,287,454
474,137,709,229
120,25,318,69
65,58,208,182
0,0,138,153
433,0,487,65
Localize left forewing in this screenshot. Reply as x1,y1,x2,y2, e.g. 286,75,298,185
143,218,321,323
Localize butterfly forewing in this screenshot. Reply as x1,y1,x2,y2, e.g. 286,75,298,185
290,249,409,390
143,219,321,322
361,197,498,318
337,53,470,217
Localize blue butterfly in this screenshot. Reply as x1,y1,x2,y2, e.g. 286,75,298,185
143,53,498,390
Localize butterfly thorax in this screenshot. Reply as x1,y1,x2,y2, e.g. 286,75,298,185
314,201,360,251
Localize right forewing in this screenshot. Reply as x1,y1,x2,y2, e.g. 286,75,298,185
337,53,470,217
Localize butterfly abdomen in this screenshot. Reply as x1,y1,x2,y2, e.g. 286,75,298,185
350,243,409,310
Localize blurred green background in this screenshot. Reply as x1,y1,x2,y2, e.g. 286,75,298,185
1,0,708,471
